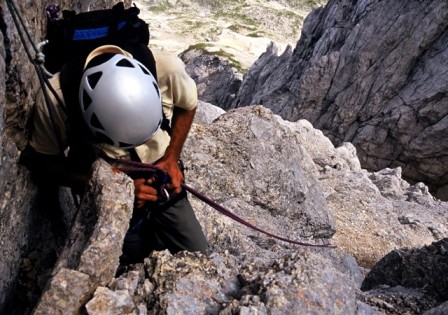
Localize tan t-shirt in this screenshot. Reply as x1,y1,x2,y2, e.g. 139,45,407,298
30,47,197,164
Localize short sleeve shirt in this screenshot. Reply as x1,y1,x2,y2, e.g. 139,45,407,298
29,48,198,164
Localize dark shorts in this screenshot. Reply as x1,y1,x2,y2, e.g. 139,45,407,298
121,190,208,264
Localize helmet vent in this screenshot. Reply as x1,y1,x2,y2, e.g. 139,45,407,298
116,58,135,68
139,65,150,75
87,72,102,89
82,90,92,111
90,113,105,131
119,142,134,148
94,132,114,146
153,82,160,98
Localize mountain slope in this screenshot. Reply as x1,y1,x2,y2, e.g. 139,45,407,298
137,0,326,70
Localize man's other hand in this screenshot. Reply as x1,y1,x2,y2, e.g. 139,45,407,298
155,158,183,196
134,177,159,208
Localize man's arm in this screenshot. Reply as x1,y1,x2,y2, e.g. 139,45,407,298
134,50,197,206
133,107,196,207
157,106,196,193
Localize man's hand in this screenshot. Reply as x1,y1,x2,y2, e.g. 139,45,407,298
133,106,195,207
133,159,183,208
156,158,183,196
153,106,195,196
134,177,159,208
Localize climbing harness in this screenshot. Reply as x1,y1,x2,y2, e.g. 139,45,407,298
112,158,336,249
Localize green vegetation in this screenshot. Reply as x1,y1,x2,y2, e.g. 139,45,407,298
304,0,327,9
183,20,208,32
227,23,257,33
247,31,265,38
184,43,214,51
277,10,304,35
214,48,245,73
279,0,327,10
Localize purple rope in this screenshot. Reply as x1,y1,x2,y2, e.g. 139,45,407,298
111,159,336,249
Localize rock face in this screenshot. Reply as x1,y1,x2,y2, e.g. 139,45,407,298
181,49,243,110
0,0,117,312
21,104,447,315
232,0,448,199
361,238,448,302
1,0,448,314
34,159,134,314
360,239,448,314
187,105,448,269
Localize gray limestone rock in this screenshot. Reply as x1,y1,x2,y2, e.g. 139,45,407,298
423,301,448,315
34,159,134,314
233,0,448,200
33,268,95,315
85,287,138,315
185,105,336,246
181,49,243,110
2,1,448,314
358,285,438,315
193,100,225,126
361,238,448,302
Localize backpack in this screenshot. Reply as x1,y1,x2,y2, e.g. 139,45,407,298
43,2,152,75
42,1,170,142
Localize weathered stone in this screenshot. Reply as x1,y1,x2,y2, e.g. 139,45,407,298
33,159,134,313
181,50,243,110
33,268,95,315
358,285,438,315
185,106,336,246
53,159,134,283
232,250,361,314
362,239,448,302
193,100,225,126
85,287,137,315
144,250,239,315
233,0,448,200
186,105,448,267
423,301,448,315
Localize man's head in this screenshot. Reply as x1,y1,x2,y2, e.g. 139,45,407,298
79,45,162,149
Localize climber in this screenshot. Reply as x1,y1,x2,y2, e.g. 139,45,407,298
22,43,209,263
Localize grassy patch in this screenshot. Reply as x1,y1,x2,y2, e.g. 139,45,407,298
228,23,258,33
184,43,214,51
247,31,266,38
183,20,209,31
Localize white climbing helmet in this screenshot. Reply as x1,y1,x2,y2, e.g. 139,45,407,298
79,47,162,149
